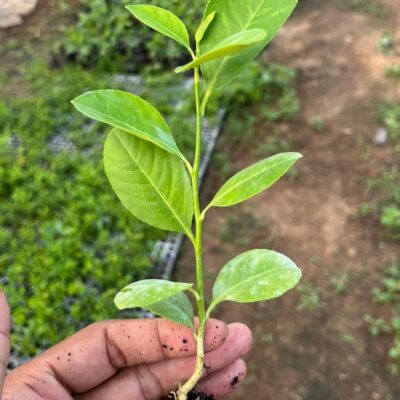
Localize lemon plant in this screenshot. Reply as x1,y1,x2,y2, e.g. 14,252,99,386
72,1,301,398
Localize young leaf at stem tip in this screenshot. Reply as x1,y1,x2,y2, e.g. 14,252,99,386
204,152,302,213
195,11,216,46
104,129,194,235
72,90,182,157
115,280,194,329
210,249,301,310
175,29,267,73
200,0,298,103
126,4,192,52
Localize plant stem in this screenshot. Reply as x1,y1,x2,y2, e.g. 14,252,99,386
177,67,206,400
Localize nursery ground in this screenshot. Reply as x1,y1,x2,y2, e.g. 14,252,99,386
176,0,400,399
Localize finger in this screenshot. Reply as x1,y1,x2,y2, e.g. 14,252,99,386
197,358,247,399
77,323,252,400
5,318,227,395
203,323,252,372
0,289,11,395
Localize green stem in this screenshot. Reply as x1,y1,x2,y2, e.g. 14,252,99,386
177,67,206,400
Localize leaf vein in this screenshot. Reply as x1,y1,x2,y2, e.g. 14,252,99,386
115,133,192,236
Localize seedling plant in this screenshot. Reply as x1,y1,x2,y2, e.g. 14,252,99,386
72,1,301,398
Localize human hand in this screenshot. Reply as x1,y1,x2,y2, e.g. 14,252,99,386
0,290,10,396
3,308,252,399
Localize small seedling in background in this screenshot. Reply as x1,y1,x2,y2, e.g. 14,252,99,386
311,116,325,133
297,283,324,311
367,264,400,374
380,206,400,240
329,271,352,295
385,64,400,80
340,332,355,344
364,314,391,336
72,1,301,398
261,332,275,344
377,31,395,56
372,264,400,305
379,103,400,139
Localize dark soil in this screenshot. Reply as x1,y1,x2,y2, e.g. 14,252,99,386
187,389,215,400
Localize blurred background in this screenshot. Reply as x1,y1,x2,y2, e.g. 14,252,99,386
0,0,399,399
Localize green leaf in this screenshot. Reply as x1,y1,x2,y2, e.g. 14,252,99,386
104,129,193,234
195,11,216,45
126,5,191,51
211,249,301,306
115,280,192,309
72,90,181,157
148,293,194,329
207,152,302,210
176,29,266,73
201,0,298,93
115,280,194,328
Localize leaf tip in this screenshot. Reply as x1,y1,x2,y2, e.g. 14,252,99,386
282,152,303,162
70,95,82,110
293,152,303,160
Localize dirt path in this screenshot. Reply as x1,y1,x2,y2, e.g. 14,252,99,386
176,1,400,399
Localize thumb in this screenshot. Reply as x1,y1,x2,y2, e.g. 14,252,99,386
0,289,10,395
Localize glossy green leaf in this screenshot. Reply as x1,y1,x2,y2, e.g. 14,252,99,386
148,292,195,329
195,11,216,45
104,129,193,234
206,152,302,210
201,0,298,93
126,5,191,51
72,90,181,156
211,249,301,306
176,29,266,73
115,278,192,309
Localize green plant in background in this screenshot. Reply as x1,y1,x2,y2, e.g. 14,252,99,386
364,314,392,336
72,1,301,398
0,65,166,356
385,64,400,80
55,0,205,71
220,63,299,144
381,206,400,240
361,166,400,239
297,283,324,311
329,271,352,295
380,103,400,140
367,264,400,374
377,31,395,56
311,116,325,133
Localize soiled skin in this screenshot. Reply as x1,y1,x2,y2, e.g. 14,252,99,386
0,290,252,399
